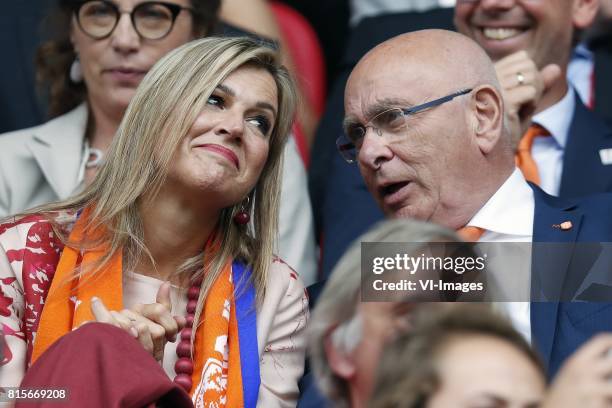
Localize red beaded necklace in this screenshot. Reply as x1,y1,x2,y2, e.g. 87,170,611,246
173,276,203,393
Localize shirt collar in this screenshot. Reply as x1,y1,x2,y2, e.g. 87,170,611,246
466,168,534,236
573,42,593,60
532,87,575,149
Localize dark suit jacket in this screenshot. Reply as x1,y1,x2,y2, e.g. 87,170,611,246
559,93,612,197
530,185,612,377
591,35,612,124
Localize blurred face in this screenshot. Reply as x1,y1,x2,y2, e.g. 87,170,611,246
427,334,545,408
345,60,473,223
338,302,413,405
70,0,195,114
167,65,278,209
454,0,577,68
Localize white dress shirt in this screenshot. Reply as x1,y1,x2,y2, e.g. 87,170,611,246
568,43,594,106
465,168,534,342
531,88,574,196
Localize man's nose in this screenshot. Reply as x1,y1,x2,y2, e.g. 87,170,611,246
357,128,393,170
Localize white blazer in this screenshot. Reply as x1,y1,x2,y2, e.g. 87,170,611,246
0,105,318,284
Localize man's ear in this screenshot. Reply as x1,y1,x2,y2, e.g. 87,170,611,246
469,85,503,155
324,332,356,379
572,0,599,29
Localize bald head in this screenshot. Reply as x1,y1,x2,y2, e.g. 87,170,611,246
348,30,501,99
344,29,515,229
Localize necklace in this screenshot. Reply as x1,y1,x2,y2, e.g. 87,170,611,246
173,276,203,392
85,148,104,169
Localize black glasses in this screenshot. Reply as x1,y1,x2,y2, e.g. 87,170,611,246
75,0,193,40
337,88,473,163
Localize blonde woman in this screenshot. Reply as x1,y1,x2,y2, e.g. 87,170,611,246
0,0,317,287
0,37,308,407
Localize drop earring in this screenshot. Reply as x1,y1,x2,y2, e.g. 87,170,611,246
233,196,251,225
70,54,83,83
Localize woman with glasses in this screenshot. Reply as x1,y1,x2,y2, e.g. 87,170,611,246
0,0,218,206
0,0,317,285
0,36,308,406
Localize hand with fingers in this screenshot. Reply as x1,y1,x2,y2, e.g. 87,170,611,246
541,334,612,408
90,281,186,362
494,50,561,149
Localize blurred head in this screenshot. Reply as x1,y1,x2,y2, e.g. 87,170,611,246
599,0,612,20
370,304,546,408
38,0,220,117
585,0,612,39
343,29,513,229
308,219,472,408
454,0,599,69
47,36,296,297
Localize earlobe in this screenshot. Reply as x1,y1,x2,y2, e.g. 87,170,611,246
324,333,356,379
471,85,503,155
572,0,599,29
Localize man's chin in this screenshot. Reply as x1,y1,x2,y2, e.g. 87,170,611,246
386,205,424,221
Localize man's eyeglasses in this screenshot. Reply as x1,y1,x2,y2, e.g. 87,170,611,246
75,0,193,40
337,88,473,163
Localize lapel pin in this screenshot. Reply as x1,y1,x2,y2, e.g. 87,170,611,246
552,221,573,231
600,148,612,165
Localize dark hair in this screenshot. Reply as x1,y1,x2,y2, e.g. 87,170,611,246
369,304,545,408
36,0,221,118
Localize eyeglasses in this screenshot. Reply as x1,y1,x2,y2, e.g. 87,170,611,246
75,0,193,40
337,88,473,163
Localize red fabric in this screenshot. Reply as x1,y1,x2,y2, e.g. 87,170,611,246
271,2,326,117
3,215,65,366
17,322,193,408
271,1,327,167
589,68,595,110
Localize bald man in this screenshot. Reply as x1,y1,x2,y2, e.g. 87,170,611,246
340,29,612,378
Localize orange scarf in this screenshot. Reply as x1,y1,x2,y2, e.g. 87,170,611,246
32,208,245,406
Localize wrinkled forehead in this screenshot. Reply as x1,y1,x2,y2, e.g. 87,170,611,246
344,59,443,123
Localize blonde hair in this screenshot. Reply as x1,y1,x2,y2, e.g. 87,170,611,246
27,37,297,314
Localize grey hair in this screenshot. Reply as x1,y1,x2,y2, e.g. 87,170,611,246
307,218,464,407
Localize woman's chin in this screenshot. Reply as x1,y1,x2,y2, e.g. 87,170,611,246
90,88,138,115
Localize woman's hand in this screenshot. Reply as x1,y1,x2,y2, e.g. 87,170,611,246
90,282,186,362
